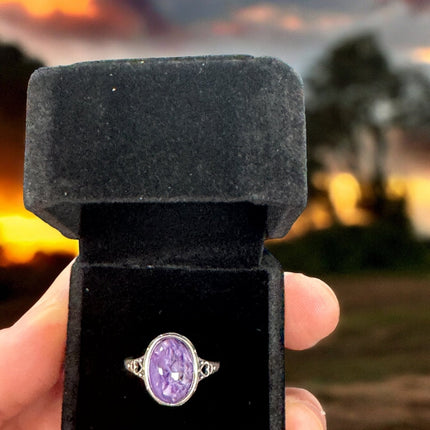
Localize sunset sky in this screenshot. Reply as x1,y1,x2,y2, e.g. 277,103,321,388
0,0,430,263
0,0,429,72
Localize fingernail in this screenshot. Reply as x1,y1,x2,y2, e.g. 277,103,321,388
311,276,339,308
286,392,327,430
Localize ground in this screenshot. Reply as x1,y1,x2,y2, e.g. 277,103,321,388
287,274,430,429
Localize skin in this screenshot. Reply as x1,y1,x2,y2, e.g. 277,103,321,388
0,263,339,430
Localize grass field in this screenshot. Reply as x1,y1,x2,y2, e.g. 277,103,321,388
287,274,430,430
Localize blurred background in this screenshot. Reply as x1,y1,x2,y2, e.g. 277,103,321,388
0,1,429,428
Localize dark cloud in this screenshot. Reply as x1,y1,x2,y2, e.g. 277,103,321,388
114,0,172,35
378,0,430,10
155,0,374,24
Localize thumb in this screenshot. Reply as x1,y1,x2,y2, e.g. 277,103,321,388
0,261,72,423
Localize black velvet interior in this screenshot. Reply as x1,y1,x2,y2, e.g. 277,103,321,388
62,254,284,430
79,202,267,268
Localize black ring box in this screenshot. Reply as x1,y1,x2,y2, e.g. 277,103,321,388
24,55,307,429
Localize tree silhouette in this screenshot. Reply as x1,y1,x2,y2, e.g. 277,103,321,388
394,66,430,137
0,43,43,187
0,43,43,119
305,33,422,222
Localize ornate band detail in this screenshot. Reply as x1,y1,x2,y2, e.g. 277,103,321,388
198,358,220,381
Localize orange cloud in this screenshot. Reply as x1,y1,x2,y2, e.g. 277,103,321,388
0,0,144,39
317,14,352,30
278,15,305,31
211,20,244,36
234,4,277,24
0,0,97,17
233,4,306,33
0,0,174,40
228,4,352,35
411,47,430,64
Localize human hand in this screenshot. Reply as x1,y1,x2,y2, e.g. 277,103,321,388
284,272,340,429
0,264,339,430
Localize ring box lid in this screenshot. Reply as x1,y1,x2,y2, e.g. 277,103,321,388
24,55,306,239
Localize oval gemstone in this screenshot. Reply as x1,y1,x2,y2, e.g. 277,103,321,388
147,335,195,405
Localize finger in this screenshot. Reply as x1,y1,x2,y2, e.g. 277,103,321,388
2,379,64,430
0,261,72,423
284,273,339,350
285,387,326,430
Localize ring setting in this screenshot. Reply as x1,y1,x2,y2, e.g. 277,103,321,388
124,332,220,406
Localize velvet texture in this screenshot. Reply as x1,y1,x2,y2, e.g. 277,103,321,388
24,56,306,239
63,253,284,430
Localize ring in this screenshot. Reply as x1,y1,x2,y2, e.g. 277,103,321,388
124,332,220,406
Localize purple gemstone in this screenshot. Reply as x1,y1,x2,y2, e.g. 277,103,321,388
148,335,195,405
